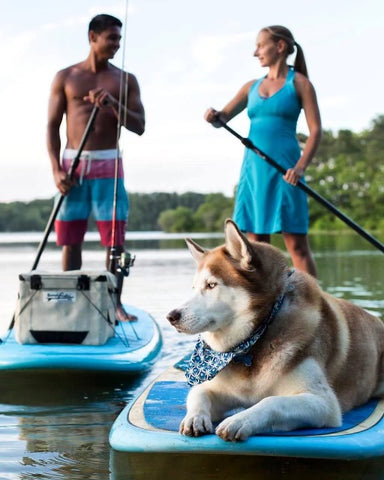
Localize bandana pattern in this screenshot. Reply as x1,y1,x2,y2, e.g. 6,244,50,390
185,293,287,386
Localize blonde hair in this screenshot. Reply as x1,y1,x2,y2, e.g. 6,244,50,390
261,25,308,78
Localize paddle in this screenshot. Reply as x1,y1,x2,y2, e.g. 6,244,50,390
32,105,100,270
0,105,100,341
215,117,384,254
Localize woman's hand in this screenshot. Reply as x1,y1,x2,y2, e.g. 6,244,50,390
204,108,224,128
283,166,304,186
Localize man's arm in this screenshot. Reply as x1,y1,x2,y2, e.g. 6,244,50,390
120,73,145,135
83,72,145,135
47,70,72,194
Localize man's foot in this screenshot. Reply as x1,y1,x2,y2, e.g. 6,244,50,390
116,303,138,322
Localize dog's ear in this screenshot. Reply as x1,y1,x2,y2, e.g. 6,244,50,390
186,238,206,263
224,219,253,269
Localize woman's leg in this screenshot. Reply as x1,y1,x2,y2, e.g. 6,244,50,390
247,232,271,243
282,233,317,277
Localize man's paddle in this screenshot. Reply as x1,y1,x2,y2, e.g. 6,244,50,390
0,106,100,341
215,117,384,254
32,105,100,270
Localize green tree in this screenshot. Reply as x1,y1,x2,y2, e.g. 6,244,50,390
193,193,234,232
1,115,383,234
158,207,195,232
128,192,205,230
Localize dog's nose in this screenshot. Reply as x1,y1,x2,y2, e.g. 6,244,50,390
167,309,181,325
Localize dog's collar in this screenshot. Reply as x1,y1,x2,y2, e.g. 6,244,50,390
185,270,294,386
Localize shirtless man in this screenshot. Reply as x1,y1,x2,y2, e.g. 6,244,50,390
47,14,145,322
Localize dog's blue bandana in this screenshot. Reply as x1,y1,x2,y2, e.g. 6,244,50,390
185,290,288,386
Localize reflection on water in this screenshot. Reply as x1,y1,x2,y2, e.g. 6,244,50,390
0,371,143,480
111,451,384,480
0,232,383,479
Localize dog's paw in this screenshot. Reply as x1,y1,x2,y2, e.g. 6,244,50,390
179,413,213,437
216,416,252,442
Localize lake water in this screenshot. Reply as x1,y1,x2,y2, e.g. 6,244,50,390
0,231,383,479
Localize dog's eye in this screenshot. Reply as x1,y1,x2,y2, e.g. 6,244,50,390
206,282,217,290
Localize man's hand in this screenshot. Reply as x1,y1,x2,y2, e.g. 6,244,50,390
53,168,73,195
83,88,117,109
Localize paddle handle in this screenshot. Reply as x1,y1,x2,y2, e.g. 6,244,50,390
217,119,384,254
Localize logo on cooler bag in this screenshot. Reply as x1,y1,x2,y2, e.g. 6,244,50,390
44,291,76,303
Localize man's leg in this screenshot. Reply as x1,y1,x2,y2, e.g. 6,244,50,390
105,246,137,322
62,244,82,271
55,178,89,272
92,166,135,321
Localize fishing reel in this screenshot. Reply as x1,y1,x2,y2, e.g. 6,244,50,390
116,251,136,277
109,248,135,277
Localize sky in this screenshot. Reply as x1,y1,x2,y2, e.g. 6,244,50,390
0,0,383,202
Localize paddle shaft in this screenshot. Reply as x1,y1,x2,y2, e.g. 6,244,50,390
32,105,100,271
218,120,384,254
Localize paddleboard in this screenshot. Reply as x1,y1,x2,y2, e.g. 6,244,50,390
0,304,162,373
109,357,384,459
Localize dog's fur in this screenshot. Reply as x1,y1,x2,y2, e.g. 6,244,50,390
167,219,384,441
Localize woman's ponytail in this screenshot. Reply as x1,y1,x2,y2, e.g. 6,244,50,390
293,42,308,78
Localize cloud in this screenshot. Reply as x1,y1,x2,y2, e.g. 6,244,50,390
0,31,37,84
41,16,89,31
41,2,137,32
321,96,350,109
191,31,254,72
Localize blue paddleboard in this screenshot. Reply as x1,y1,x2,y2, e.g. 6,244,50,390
0,304,162,373
109,358,384,459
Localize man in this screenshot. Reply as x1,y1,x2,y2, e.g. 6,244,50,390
47,14,145,321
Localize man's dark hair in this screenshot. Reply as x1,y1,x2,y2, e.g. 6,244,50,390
88,14,122,34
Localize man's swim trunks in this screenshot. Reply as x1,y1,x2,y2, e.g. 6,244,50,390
55,149,129,247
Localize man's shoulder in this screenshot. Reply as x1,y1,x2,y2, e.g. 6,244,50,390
55,62,86,80
125,70,140,86
109,64,136,77
110,67,140,87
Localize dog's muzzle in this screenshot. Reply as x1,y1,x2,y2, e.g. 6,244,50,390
166,309,181,326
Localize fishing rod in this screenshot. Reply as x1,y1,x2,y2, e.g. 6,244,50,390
32,105,100,271
109,0,135,280
216,117,384,254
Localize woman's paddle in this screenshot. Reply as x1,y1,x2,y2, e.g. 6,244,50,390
32,105,100,270
215,118,384,253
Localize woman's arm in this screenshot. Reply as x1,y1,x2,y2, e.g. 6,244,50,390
204,80,256,127
284,73,322,185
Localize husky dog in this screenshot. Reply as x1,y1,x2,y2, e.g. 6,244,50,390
167,219,384,441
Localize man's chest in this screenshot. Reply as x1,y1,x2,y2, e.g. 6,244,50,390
65,71,121,99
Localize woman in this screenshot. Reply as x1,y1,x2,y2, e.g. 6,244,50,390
205,25,321,277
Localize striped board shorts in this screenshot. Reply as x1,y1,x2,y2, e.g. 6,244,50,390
54,149,129,247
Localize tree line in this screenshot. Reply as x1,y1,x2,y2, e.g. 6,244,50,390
0,115,383,233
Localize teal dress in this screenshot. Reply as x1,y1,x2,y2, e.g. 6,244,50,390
233,68,309,234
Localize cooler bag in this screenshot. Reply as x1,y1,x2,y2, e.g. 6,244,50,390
14,270,117,345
